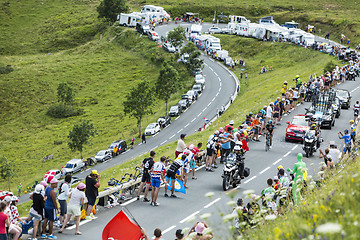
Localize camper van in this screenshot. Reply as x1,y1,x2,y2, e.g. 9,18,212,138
259,16,279,25
216,50,228,61
228,15,251,34
190,24,202,38
118,13,142,27
282,21,299,29
206,37,221,51
140,5,170,19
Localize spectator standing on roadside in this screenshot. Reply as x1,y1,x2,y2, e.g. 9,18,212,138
17,183,22,197
165,155,185,198
245,72,248,80
142,132,146,144
273,102,280,125
240,72,243,80
59,183,86,235
137,151,155,202
353,101,360,122
0,202,10,240
328,141,341,164
58,174,72,226
131,136,135,149
175,229,184,240
42,178,59,239
175,134,187,158
150,156,166,206
85,170,100,219
29,184,45,240
338,130,351,158
281,81,287,96
266,103,273,123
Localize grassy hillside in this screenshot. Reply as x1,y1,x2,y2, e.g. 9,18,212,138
0,26,193,190
128,0,360,47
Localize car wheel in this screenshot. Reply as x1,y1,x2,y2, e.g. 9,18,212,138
285,137,289,142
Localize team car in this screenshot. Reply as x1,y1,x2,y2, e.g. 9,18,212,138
285,114,310,142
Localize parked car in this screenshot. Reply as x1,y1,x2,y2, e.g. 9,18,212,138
162,43,176,53
157,116,171,128
145,123,161,135
195,74,205,85
62,159,85,175
221,27,231,34
178,99,190,110
336,89,351,109
224,57,234,66
109,140,127,156
181,53,189,63
86,157,97,166
169,105,182,117
192,67,203,76
186,90,196,101
95,150,112,162
192,83,203,93
285,114,310,142
182,94,192,104
43,169,62,183
148,31,160,41
208,27,222,34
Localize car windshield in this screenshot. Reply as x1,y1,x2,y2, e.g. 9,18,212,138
170,106,178,111
97,151,105,156
195,75,204,80
336,90,348,98
179,100,186,104
147,123,156,129
65,163,74,168
193,85,200,89
291,116,308,126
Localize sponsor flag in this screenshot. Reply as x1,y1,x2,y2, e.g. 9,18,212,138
102,209,143,240
165,177,186,194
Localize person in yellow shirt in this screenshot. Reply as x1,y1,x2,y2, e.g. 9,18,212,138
281,81,288,96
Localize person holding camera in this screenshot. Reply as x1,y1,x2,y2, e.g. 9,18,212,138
85,170,100,220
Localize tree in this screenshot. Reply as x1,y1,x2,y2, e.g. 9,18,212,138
167,26,185,51
181,42,204,73
123,80,154,135
97,0,128,22
68,120,96,159
57,82,74,105
0,156,14,191
155,61,180,115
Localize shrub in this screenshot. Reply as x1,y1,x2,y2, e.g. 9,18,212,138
0,65,13,74
323,61,336,74
46,103,84,118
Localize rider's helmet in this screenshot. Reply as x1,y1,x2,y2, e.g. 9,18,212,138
296,75,300,78
350,120,355,124
268,120,272,125
344,129,349,134
310,123,317,130
234,145,241,151
249,112,253,116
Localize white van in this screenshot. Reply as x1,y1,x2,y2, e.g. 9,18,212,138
62,159,85,175
140,5,170,20
190,24,202,38
216,50,228,61
206,37,221,51
118,13,142,27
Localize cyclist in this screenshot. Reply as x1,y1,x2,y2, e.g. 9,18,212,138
265,120,275,147
338,129,352,158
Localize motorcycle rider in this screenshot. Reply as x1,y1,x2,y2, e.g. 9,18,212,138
233,145,245,179
265,120,275,147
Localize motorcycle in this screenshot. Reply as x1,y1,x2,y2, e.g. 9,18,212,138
303,130,318,158
222,153,250,191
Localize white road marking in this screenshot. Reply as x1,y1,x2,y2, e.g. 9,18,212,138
244,176,257,184
175,116,180,120
219,87,222,91
218,77,221,81
212,97,216,102
283,151,291,157
67,218,95,229
209,59,214,62
214,72,218,76
259,166,270,174
184,123,190,128
203,107,207,111
120,197,138,207
291,145,298,151
162,225,177,234
219,82,222,87
195,165,206,171
209,67,213,71
180,211,200,223
160,140,167,145
150,145,158,151
152,132,159,137
184,109,188,113
169,134,175,139
138,143,143,146
85,169,90,172
204,197,221,209
124,149,130,153
273,158,283,165
216,92,219,97
207,102,212,107
177,128,183,133
191,118,196,122
197,113,202,117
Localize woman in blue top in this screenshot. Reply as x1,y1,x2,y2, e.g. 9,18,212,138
42,178,59,239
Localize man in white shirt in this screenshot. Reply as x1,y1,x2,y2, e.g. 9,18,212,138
175,134,187,158
266,102,273,123
328,141,342,163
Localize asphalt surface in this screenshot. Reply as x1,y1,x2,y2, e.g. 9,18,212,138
49,23,360,240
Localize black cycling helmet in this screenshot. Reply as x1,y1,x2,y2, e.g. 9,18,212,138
344,129,349,134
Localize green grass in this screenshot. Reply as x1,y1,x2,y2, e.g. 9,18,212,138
0,27,193,191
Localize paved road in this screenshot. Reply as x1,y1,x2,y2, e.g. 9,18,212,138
54,75,359,240
18,23,237,204
51,23,360,240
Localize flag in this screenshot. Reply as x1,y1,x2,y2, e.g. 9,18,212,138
102,209,143,240
165,177,186,194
